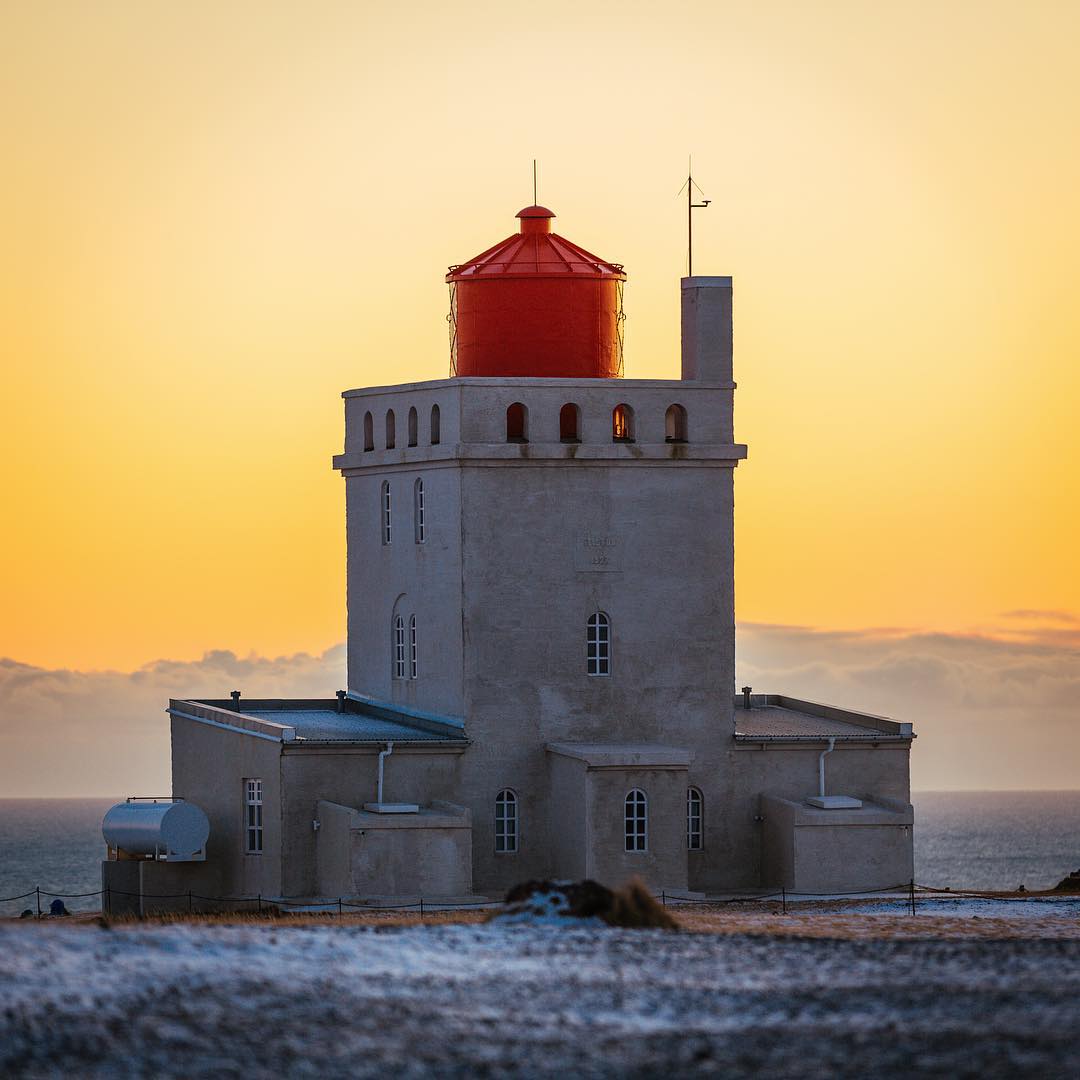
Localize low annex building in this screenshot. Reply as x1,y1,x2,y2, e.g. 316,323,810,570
103,203,915,911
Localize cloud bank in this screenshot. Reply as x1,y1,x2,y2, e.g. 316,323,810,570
738,623,1080,791
1,623,1077,796
0,647,346,798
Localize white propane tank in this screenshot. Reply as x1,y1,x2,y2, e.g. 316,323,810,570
103,800,210,861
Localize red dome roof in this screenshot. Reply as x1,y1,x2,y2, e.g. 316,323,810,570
446,206,625,282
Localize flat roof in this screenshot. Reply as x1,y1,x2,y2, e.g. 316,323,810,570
733,694,913,742
170,697,468,745
242,709,455,743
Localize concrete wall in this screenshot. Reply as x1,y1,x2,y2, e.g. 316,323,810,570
316,799,472,897
170,709,283,900
584,767,689,893
760,795,914,892
281,744,465,897
718,743,912,889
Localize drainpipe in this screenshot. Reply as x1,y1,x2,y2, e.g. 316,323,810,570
376,741,394,804
818,737,836,799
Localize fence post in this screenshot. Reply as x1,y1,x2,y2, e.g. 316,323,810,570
105,886,111,915
781,886,787,915
661,891,666,907
909,879,916,917
187,890,193,913
419,897,425,920
337,897,342,916
36,886,41,918
257,893,262,915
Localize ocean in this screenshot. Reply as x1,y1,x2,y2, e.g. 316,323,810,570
1,791,1078,915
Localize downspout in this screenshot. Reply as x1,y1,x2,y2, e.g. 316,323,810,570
376,741,394,804
818,737,836,799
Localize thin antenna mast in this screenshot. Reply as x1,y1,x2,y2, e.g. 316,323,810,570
677,157,711,276
533,159,538,205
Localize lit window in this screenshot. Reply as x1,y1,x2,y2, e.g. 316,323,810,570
587,612,610,677
612,404,634,442
625,789,647,852
687,787,703,851
244,778,263,854
385,409,396,450
363,411,374,452
665,404,688,443
430,404,441,445
393,615,406,679
381,481,392,544
506,402,528,442
409,614,418,679
408,406,418,447
560,403,580,442
414,478,425,543
495,789,518,853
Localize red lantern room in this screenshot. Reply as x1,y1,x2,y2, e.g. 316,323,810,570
446,206,626,379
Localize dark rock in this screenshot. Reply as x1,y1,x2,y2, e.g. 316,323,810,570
1052,871,1080,892
493,877,678,929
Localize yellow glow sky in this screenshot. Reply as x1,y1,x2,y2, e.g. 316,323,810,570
2,0,1078,672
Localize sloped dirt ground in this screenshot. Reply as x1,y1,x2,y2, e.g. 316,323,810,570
2,917,1080,1078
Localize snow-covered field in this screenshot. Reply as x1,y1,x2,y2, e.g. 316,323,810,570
3,918,1080,1078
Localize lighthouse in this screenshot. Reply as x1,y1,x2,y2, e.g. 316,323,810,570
109,195,915,914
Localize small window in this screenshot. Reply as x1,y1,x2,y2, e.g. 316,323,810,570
495,789,518,854
385,409,396,450
625,789,647,852
409,614,418,679
687,787,703,851
408,406,418,448
587,611,610,677
560,403,581,442
244,778,263,854
381,481,392,544
414,478,425,543
506,402,528,442
665,404,688,443
612,404,634,442
393,615,406,679
430,404,441,445
363,411,374,452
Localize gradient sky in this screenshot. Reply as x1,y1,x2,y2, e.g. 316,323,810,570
2,2,1078,685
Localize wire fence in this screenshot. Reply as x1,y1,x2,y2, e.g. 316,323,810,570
3,879,1074,920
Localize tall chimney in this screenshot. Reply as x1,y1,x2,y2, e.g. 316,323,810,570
681,276,733,382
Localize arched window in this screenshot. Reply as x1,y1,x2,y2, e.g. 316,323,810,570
363,411,374,452
414,478,425,543
625,789,647,852
380,481,392,544
385,409,396,450
430,403,441,445
587,612,610,677
393,615,406,679
665,404,688,443
495,789,518,853
612,404,634,442
687,787,703,851
506,402,528,442
409,614,418,679
560,403,581,442
407,406,418,447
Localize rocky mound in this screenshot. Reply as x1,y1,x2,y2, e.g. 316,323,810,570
1053,870,1080,892
490,877,678,929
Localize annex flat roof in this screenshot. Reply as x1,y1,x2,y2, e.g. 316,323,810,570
733,694,913,742
167,697,468,746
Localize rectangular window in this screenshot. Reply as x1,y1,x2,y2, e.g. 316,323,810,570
414,479,425,544
394,617,406,679
587,614,610,677
409,615,418,679
245,778,263,854
382,482,392,545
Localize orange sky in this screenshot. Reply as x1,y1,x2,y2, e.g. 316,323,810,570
1,0,1078,672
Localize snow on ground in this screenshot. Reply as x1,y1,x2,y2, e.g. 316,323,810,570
3,919,1080,1078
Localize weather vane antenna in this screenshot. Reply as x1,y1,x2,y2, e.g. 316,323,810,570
676,156,711,276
